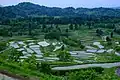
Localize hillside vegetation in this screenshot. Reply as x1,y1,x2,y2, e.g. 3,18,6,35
0,2,120,80
0,2,120,19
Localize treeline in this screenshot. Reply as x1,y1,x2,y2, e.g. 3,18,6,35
1,16,120,25
0,16,120,37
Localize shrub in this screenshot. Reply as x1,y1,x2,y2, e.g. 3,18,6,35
68,69,100,80
115,46,120,52
40,62,51,74
0,42,6,51
57,50,72,62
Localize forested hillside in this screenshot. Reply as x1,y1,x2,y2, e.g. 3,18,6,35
0,2,120,19
1,2,120,80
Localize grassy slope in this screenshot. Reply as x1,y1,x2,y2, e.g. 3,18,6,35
0,60,62,80
0,25,120,79
0,59,120,80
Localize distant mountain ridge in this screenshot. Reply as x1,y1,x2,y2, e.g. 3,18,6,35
0,5,3,7
112,7,120,9
0,2,120,19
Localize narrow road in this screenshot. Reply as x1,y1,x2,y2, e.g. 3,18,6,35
0,70,26,80
52,62,120,71
0,73,18,80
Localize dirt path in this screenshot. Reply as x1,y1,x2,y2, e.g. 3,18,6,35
52,62,120,71
0,70,26,80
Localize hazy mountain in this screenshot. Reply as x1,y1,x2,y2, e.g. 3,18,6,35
0,2,120,19
112,7,120,9
0,5,3,7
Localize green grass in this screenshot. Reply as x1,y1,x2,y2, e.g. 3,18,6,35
0,59,62,80
96,53,120,62
101,67,120,80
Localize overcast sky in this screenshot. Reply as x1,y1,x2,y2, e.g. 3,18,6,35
0,0,120,8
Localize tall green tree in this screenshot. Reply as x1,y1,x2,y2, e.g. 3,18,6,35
28,23,32,35
110,32,114,38
69,24,74,30
57,50,72,61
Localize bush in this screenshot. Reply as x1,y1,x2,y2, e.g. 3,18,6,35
40,62,51,74
57,50,72,62
115,46,120,52
115,28,120,35
62,38,78,47
0,42,6,51
45,32,61,40
80,45,85,49
90,67,104,74
68,69,101,80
